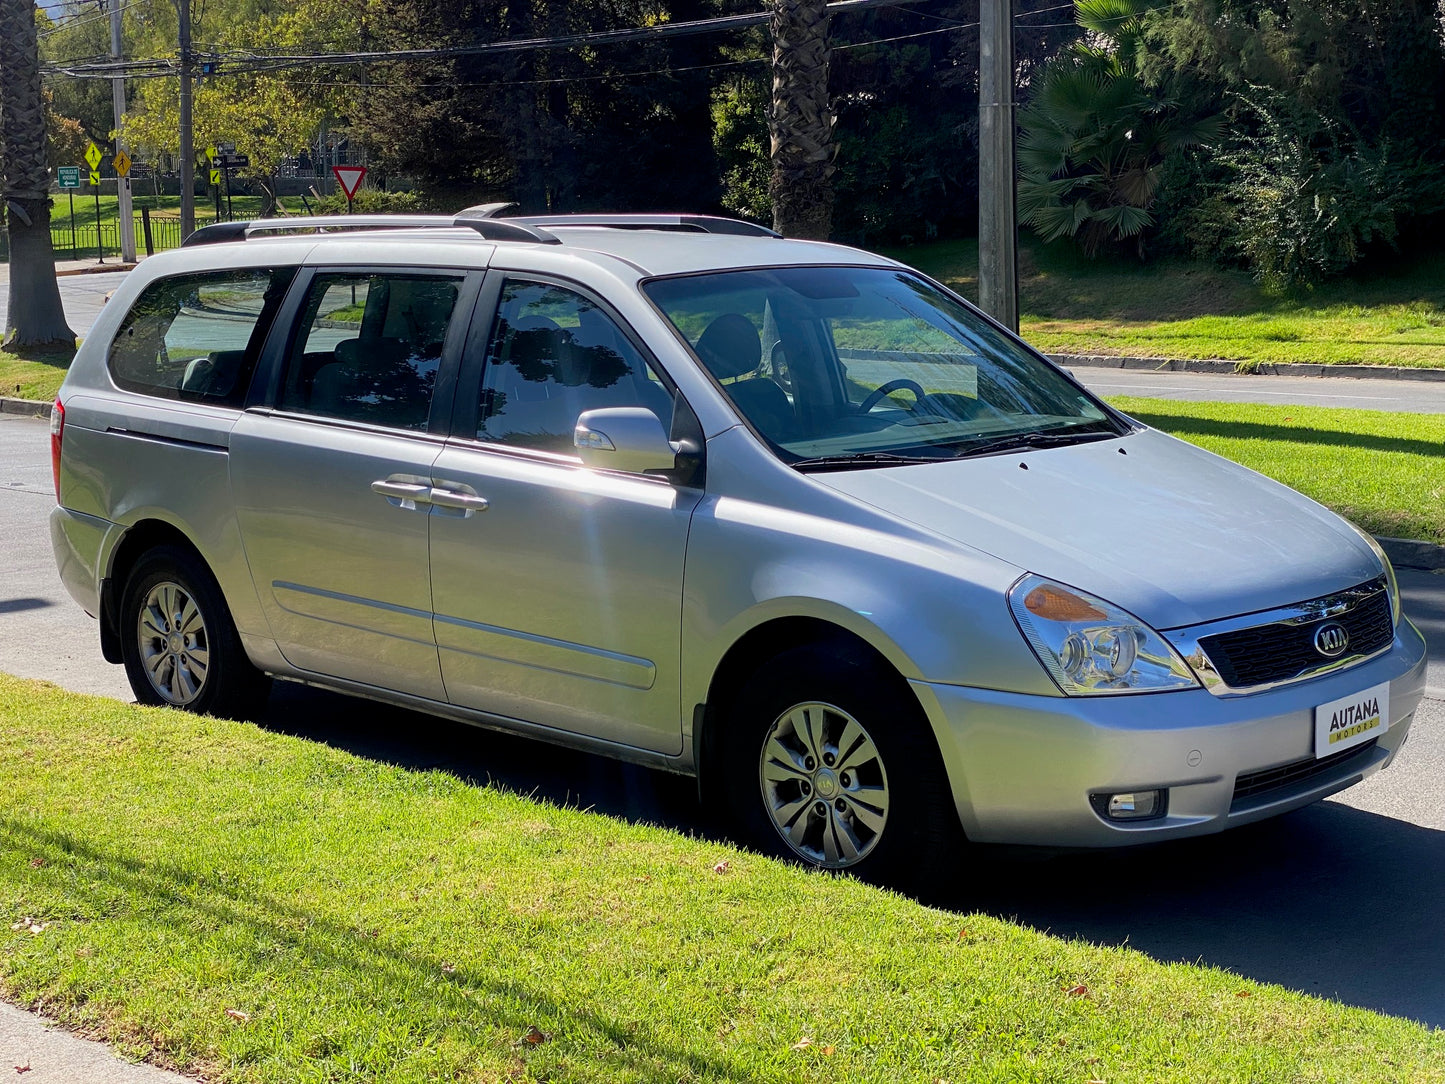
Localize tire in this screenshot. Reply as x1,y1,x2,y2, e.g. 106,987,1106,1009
720,641,964,890
119,544,271,718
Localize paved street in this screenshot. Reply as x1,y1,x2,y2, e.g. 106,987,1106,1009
1077,366,1445,413
3,408,1445,1033
0,269,127,346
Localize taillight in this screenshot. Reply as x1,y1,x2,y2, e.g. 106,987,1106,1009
50,398,64,503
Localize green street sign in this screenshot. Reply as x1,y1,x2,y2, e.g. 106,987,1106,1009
57,167,81,189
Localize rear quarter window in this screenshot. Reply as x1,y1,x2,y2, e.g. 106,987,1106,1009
107,267,294,405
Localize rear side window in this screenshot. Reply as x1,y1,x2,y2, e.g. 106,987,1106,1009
276,272,464,432
107,268,293,405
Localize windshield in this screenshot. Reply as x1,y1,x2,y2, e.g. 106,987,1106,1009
644,266,1123,466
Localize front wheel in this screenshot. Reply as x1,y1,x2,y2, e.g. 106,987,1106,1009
119,544,271,718
721,643,964,889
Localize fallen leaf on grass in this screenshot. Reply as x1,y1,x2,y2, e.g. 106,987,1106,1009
957,928,970,941
790,1037,813,1051
28,859,44,869
1066,984,1089,998
821,1044,835,1056
224,1008,250,1023
1236,989,1252,998
517,1025,549,1046
440,962,456,974
713,860,732,874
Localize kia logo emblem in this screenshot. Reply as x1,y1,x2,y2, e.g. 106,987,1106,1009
1314,622,1350,658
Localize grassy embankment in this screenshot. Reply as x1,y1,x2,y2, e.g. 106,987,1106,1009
893,238,1445,369
1,672,1442,1083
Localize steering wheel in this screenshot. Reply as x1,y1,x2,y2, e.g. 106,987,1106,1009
858,378,927,414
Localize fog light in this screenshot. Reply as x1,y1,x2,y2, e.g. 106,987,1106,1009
1091,789,1167,822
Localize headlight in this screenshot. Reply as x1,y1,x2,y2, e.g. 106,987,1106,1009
1351,525,1401,625
1008,575,1199,695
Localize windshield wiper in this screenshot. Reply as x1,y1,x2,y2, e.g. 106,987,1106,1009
790,450,955,472
955,428,1120,459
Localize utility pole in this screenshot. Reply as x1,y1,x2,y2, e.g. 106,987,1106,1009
978,0,1018,332
177,0,195,239
107,0,136,261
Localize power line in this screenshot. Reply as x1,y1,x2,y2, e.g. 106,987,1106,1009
44,0,936,79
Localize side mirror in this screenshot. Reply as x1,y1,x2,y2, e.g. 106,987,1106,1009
574,407,695,478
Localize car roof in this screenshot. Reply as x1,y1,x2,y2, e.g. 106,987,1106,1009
161,214,904,281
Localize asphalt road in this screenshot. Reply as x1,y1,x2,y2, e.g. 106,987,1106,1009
0,269,125,345
3,409,1445,1029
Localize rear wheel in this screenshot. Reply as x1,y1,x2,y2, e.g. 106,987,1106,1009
120,545,270,718
721,642,964,889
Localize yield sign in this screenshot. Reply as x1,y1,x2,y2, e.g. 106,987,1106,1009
332,165,367,199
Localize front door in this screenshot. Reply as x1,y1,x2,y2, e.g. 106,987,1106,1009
429,277,700,753
232,268,473,700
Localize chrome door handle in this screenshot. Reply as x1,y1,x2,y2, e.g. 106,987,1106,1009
427,487,490,512
371,479,433,505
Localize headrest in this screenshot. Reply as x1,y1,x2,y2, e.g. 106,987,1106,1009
694,313,761,379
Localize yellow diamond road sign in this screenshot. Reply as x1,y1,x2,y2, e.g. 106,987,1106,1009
84,142,102,169
207,146,219,164
112,150,132,177
88,170,101,186
209,168,222,186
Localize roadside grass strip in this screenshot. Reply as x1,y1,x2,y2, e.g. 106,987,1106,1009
1,676,1441,1082
1107,398,1445,544
899,239,1445,368
1,343,76,404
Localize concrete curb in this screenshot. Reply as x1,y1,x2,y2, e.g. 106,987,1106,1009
0,397,52,419
1378,537,1445,572
55,262,138,277
1049,353,1445,382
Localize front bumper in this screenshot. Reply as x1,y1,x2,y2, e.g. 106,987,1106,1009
911,616,1427,846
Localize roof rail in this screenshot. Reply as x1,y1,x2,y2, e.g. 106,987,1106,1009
181,214,559,247
506,214,781,238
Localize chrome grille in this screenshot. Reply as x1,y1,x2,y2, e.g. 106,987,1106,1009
1169,577,1393,695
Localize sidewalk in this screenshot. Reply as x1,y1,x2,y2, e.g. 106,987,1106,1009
0,1002,194,1083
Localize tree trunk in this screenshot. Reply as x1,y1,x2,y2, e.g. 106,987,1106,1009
1,0,74,348
768,0,834,240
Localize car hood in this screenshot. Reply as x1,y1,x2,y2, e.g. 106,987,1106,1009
810,428,1383,630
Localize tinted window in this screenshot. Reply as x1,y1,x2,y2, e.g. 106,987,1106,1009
277,273,462,431
477,280,673,454
108,268,292,404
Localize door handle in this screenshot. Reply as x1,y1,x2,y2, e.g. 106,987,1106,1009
427,487,490,512
371,479,433,508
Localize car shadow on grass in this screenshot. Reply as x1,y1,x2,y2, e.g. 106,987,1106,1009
258,683,1445,1029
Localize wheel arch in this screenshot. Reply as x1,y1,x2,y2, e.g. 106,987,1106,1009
694,615,923,809
97,519,208,664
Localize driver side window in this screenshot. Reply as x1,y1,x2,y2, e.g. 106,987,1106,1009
477,280,673,455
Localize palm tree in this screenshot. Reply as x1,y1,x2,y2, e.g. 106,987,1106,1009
1017,0,1220,256
1,0,75,348
768,0,833,240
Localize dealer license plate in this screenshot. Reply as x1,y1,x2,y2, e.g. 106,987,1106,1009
1314,681,1390,759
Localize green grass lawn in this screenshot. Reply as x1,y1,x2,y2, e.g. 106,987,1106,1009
1,673,1441,1083
893,239,1445,368
1106,397,1445,543
0,342,76,402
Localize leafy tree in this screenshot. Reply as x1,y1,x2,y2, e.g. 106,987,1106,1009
1017,0,1221,257
1139,0,1445,279
354,0,723,214
2,0,74,347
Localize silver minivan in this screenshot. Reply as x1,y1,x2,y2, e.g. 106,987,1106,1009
49,212,1426,887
